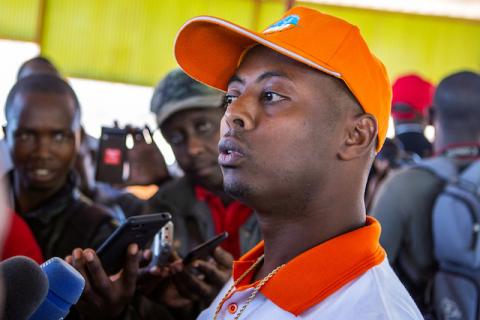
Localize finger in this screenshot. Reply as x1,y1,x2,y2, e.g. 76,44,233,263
71,249,100,303
212,247,233,268
194,260,231,287
143,249,152,262
121,243,140,291
171,250,182,261
65,255,73,265
174,269,212,298
72,249,89,287
83,249,112,296
172,273,201,301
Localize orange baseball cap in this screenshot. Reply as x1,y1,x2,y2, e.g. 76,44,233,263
174,6,391,151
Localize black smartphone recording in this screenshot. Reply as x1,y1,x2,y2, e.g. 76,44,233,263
97,213,171,275
183,232,229,265
95,126,128,185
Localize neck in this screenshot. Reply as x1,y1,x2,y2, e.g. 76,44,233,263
14,173,64,213
211,185,235,206
434,129,480,154
252,190,366,281
395,123,424,135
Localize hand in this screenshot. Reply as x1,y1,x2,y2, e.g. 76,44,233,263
65,244,140,319
171,247,233,305
136,249,170,296
136,250,196,316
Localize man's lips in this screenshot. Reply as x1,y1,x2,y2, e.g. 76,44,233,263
218,138,246,167
26,167,56,181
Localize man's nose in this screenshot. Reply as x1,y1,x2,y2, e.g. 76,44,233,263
186,135,205,156
222,96,256,133
34,136,52,158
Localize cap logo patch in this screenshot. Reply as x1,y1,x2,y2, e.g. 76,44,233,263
263,15,299,34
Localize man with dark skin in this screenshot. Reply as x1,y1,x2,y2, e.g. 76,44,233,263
371,71,480,315
220,47,371,279
3,75,140,320
146,69,260,313
173,6,422,319
149,70,260,260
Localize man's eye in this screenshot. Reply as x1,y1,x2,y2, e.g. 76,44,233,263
224,94,238,107
168,133,185,146
263,92,285,103
53,133,67,142
197,121,214,133
16,132,33,142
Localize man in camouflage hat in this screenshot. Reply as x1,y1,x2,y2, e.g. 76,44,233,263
147,69,261,307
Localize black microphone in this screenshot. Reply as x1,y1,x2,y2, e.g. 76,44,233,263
0,256,49,320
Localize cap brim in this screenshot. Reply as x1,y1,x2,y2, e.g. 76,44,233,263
174,16,340,92
156,94,225,126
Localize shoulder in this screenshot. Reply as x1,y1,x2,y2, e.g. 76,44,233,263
69,197,117,229
147,177,196,210
154,177,194,196
304,259,423,319
371,164,444,213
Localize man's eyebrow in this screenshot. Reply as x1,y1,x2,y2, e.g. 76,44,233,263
257,71,290,83
227,71,290,87
227,75,244,87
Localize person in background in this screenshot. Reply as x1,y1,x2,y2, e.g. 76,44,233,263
391,74,435,158
371,71,480,314
173,6,422,319
148,69,261,260
3,74,146,320
365,138,412,211
3,74,117,260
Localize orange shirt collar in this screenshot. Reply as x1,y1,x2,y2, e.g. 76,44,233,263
231,216,386,316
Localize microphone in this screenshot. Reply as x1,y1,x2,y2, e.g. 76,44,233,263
29,257,85,320
0,256,49,320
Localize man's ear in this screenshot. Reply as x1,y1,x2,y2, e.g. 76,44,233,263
338,113,377,160
2,125,12,147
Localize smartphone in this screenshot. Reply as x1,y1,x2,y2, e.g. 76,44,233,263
97,213,171,275
95,126,128,184
182,232,229,265
149,221,174,267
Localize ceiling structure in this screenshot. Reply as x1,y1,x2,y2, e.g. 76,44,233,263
303,0,480,20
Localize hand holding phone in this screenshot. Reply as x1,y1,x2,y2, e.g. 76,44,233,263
149,221,174,267
97,213,171,275
182,232,229,265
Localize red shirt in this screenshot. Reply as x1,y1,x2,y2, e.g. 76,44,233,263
2,212,44,264
195,186,253,259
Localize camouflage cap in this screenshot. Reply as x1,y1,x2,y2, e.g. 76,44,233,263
150,68,225,126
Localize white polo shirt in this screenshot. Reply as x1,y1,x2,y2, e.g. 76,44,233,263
198,217,422,319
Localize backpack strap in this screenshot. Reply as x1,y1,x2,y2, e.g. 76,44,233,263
457,160,480,193
413,156,459,183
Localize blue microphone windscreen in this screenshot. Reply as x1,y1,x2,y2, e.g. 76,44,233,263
29,257,85,320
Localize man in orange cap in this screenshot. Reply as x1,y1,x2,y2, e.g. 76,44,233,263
391,74,435,158
174,6,422,319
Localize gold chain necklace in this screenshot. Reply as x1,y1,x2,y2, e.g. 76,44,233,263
213,254,286,320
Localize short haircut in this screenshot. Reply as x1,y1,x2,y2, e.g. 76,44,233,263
434,71,480,135
17,56,59,80
4,74,81,125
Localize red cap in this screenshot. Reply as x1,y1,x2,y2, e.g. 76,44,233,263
391,74,435,120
